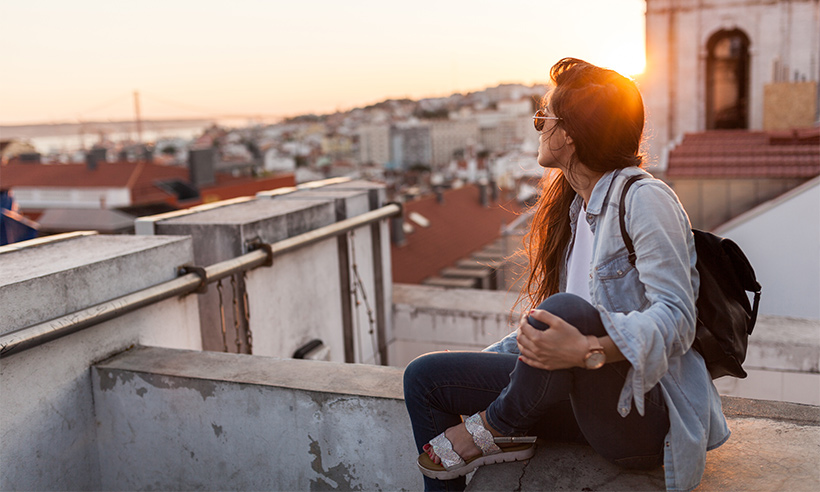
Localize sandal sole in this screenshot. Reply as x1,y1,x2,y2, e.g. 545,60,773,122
417,444,536,480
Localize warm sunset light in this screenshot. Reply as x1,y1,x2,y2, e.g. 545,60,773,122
601,45,647,78
0,0,647,125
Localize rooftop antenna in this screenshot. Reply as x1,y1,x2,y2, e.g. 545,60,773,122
133,90,143,144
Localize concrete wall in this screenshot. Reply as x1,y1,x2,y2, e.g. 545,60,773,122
0,233,202,491
391,284,521,366
145,196,336,353
137,180,393,365
390,284,820,405
670,176,807,230
714,177,820,319
92,346,421,491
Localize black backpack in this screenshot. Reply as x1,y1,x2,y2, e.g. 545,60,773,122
619,175,762,379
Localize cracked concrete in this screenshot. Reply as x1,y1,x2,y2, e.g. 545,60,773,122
467,397,820,491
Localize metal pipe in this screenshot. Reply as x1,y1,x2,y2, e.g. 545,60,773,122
0,203,401,358
268,203,401,257
0,274,202,358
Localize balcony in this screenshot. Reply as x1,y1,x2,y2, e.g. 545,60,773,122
1,178,818,491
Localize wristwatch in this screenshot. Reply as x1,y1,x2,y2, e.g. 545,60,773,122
583,335,606,370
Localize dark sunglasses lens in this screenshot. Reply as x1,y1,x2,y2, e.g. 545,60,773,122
533,111,544,132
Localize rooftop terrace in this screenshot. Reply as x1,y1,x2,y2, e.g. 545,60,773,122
1,178,818,490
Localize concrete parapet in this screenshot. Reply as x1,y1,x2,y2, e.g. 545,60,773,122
137,182,392,364
0,232,195,334
392,284,820,404
146,198,330,354
92,346,421,491
714,315,820,405
89,345,820,492
392,283,520,366
0,234,202,491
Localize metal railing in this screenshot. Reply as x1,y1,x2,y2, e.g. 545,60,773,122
0,203,401,358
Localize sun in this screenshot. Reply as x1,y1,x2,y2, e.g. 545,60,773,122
599,44,647,77
602,47,646,77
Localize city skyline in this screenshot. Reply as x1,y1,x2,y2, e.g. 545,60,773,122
0,0,646,125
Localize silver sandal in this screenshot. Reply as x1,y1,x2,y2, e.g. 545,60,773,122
417,413,537,480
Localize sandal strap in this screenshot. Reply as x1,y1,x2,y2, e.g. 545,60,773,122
464,413,501,455
429,433,465,470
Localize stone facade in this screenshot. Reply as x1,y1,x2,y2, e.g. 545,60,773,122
642,0,820,171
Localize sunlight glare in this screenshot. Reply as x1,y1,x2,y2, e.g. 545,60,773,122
604,50,646,77
599,44,646,77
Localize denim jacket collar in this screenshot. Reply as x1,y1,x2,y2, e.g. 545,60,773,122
585,169,619,218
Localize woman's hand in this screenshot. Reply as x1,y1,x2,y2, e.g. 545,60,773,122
516,309,589,370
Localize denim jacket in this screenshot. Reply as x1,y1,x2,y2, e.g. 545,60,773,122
485,167,729,491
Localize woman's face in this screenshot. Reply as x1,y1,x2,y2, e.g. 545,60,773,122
536,107,574,171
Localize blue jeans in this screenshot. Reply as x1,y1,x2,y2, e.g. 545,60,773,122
403,293,669,491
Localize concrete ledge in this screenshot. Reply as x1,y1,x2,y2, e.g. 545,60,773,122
96,345,404,400
467,397,820,491
0,234,194,334
92,346,421,491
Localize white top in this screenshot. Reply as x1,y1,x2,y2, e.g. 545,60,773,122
565,206,593,302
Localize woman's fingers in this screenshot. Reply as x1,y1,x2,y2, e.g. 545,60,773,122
516,309,586,370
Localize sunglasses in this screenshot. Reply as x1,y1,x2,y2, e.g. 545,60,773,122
533,109,561,132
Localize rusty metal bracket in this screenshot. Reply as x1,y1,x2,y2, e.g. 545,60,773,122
177,264,208,294
246,238,274,267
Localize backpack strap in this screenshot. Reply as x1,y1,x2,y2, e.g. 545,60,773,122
619,175,645,267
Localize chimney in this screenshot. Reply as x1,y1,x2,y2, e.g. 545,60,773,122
188,148,216,187
86,147,106,171
390,200,407,246
478,178,489,207
141,144,154,163
434,186,444,204
18,152,41,164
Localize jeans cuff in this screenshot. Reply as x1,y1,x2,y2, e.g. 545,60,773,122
484,404,516,436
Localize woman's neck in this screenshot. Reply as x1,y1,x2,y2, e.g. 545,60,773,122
564,164,603,206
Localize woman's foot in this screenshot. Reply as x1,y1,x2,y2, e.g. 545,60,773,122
417,412,536,480
423,411,500,464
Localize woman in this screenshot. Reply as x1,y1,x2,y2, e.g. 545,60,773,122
403,58,729,492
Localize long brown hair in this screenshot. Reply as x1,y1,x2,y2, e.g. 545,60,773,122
523,58,645,306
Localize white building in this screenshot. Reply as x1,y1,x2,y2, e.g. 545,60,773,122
356,123,391,166
641,0,820,172
429,119,480,167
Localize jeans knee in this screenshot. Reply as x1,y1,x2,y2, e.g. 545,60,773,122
403,352,439,401
532,293,600,334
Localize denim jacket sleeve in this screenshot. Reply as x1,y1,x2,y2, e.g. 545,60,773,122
594,176,700,417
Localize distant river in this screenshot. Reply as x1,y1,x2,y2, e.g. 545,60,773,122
0,118,260,154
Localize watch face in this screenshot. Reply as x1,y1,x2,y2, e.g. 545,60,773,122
585,351,606,370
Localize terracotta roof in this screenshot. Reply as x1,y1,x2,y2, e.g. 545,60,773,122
391,185,521,284
1,161,296,211
666,128,820,179
1,161,185,188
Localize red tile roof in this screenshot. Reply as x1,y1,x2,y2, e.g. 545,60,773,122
666,128,820,179
391,185,522,284
1,161,184,188
0,161,295,210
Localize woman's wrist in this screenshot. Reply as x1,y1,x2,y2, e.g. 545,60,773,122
581,335,606,369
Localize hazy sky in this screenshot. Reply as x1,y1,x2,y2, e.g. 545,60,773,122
0,0,646,125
